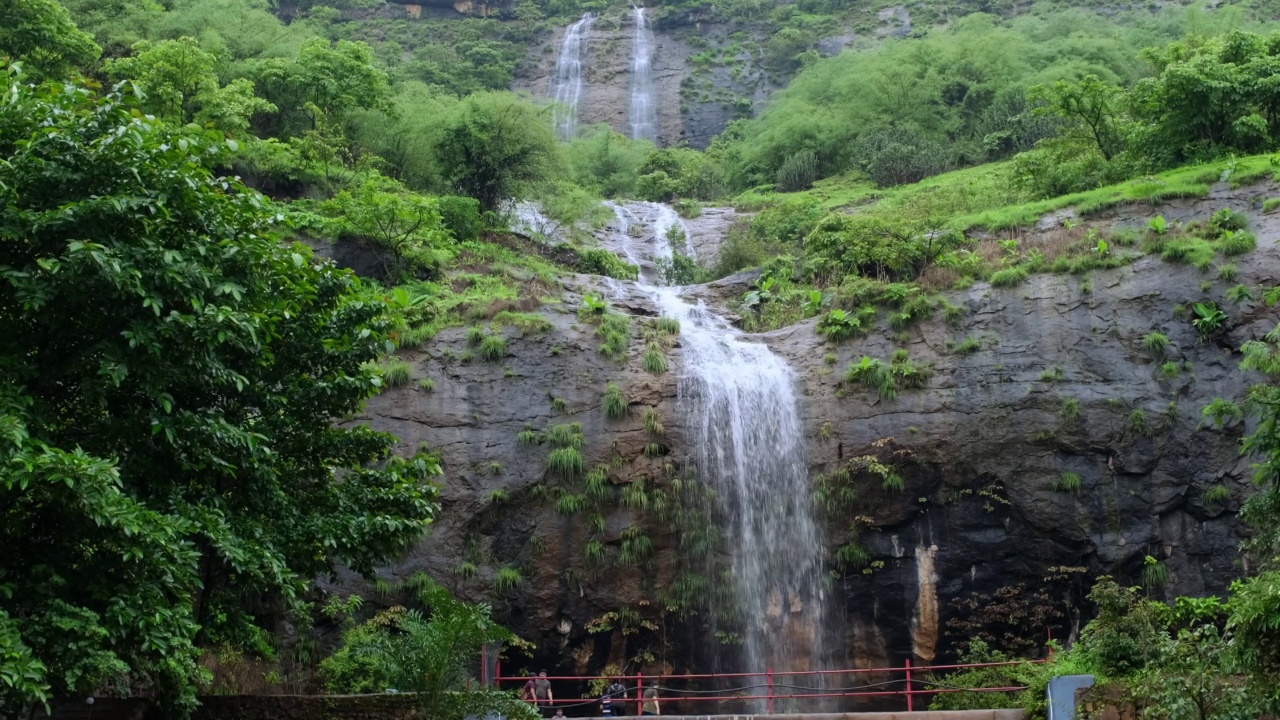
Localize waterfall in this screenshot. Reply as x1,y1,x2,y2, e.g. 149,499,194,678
628,7,658,142
607,203,827,705
550,13,595,140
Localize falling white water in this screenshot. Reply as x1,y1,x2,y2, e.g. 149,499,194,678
605,202,826,704
628,7,658,142
550,13,595,140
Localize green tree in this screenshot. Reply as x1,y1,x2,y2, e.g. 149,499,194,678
106,37,275,134
1028,74,1127,162
321,576,536,720
0,72,440,714
0,0,101,80
251,38,393,138
434,92,558,214
321,178,454,282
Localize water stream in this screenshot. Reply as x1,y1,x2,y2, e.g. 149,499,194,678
605,202,827,706
627,7,658,142
550,13,595,140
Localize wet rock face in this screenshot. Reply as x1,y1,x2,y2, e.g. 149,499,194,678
340,192,1279,680
514,10,774,149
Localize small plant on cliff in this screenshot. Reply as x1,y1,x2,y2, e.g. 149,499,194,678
1204,484,1230,507
1141,556,1169,589
1129,409,1148,435
818,308,868,343
643,342,668,374
556,493,587,515
1201,398,1244,427
845,356,893,398
552,397,568,411
643,408,665,435
1143,331,1170,356
494,567,524,593
882,472,905,492
656,316,681,335
418,378,436,392
990,266,1028,288
382,359,411,389
581,294,608,315
603,382,629,419
952,336,981,355
466,325,486,345
1054,472,1083,495
1191,302,1228,335
1218,230,1257,256
548,448,584,478
1218,264,1239,281
546,423,585,449
598,312,632,360
1040,366,1066,382
518,427,539,446
488,489,509,505
479,334,507,361
1060,397,1081,422
1149,215,1168,235
1227,284,1256,304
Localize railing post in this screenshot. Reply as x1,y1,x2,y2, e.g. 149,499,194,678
481,645,487,687
767,666,774,714
637,672,644,717
905,658,913,712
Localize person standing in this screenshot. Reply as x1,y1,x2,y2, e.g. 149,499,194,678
602,677,628,716
642,684,660,716
534,670,555,716
521,676,537,706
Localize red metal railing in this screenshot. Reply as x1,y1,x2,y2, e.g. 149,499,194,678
493,658,1045,714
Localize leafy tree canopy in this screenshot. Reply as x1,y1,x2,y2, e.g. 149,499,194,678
0,70,440,715
0,0,102,80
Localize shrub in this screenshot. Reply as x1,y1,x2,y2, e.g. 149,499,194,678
479,334,507,361
382,359,411,388
1148,215,1168,234
603,382,628,419
1204,484,1230,505
1227,284,1255,304
578,248,640,280
818,307,873,342
439,195,483,242
776,149,819,192
1190,302,1227,334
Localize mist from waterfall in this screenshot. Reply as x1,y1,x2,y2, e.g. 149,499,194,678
627,7,658,142
550,13,594,140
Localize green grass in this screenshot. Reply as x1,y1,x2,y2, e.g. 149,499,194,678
492,311,552,334
479,334,507,362
643,343,668,374
545,422,584,449
1040,366,1065,382
381,359,411,388
1060,397,1081,422
603,382,628,419
517,427,539,446
1142,332,1169,356
494,567,523,593
418,377,435,392
643,407,664,435
548,447,584,478
951,336,982,355
1218,230,1257,256
1054,471,1083,495
1265,198,1280,213
990,266,1028,287
656,317,681,335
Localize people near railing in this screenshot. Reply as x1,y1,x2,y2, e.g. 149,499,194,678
642,684,660,716
534,670,555,716
601,677,628,716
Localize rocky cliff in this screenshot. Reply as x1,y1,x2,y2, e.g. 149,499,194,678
328,185,1279,701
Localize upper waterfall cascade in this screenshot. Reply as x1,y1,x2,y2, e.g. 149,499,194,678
550,13,594,140
605,201,828,705
628,7,659,142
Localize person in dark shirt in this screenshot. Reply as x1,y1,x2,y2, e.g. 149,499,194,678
602,677,628,716
534,670,554,716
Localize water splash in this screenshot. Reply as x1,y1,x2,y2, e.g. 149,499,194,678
628,7,658,142
550,13,595,140
606,202,827,705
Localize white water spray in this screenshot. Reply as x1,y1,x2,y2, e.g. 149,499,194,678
550,13,595,140
628,7,658,142
606,202,826,702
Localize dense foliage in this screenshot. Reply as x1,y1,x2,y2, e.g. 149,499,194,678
0,72,441,714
